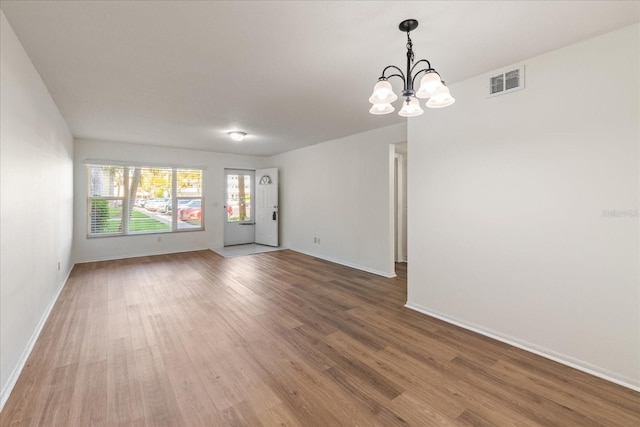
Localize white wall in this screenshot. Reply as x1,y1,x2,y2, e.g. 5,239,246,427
0,11,74,408
76,122,407,274
407,24,639,389
269,123,406,277
74,139,266,262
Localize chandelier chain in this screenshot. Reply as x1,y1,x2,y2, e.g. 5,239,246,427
406,32,415,64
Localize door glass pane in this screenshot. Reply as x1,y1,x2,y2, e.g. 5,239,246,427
227,174,251,222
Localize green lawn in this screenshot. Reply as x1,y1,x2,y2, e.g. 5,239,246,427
101,207,170,233
131,210,151,219
129,217,170,232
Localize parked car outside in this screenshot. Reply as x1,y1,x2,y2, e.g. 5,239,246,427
178,200,202,221
144,198,159,211
158,198,172,214
145,198,169,211
165,198,191,214
168,199,190,214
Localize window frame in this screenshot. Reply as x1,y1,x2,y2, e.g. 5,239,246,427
86,162,204,238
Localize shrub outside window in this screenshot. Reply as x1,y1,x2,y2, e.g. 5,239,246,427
87,164,203,237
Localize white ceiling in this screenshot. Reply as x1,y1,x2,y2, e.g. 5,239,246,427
1,1,638,156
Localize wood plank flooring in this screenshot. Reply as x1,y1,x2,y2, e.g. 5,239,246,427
1,249,638,426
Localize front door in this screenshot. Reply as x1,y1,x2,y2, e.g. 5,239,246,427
255,168,278,246
224,169,255,246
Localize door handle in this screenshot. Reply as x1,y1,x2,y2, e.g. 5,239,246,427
239,222,255,225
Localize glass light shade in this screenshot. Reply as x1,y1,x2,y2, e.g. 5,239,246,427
398,97,424,117
369,103,394,115
369,80,397,104
416,72,443,98
426,86,455,108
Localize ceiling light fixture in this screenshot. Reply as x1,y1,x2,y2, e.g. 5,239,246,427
228,131,247,142
369,19,455,117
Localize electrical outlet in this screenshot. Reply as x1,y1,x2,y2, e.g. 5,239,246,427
313,237,317,243
317,238,320,244
157,236,162,242
57,262,61,271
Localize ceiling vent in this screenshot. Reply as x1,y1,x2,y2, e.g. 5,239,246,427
487,64,525,97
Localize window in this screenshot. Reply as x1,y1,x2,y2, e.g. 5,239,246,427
87,164,203,237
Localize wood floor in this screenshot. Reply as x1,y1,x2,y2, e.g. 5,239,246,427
1,250,638,426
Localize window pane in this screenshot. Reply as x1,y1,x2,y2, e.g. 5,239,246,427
226,174,251,222
177,198,202,229
87,164,203,236
88,165,124,197
135,167,172,200
128,208,171,233
177,169,202,197
89,200,122,235
129,167,173,233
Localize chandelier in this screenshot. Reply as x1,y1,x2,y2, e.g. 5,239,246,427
369,19,455,117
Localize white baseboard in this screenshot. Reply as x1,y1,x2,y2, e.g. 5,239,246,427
404,302,640,392
290,247,396,278
0,264,75,412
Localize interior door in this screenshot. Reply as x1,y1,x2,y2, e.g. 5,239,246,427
224,169,255,246
255,168,278,246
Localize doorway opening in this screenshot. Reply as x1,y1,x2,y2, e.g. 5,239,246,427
223,168,279,248
393,143,407,266
224,169,255,246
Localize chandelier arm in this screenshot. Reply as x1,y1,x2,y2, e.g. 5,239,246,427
381,65,405,80
410,59,432,75
384,73,405,84
410,67,437,90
